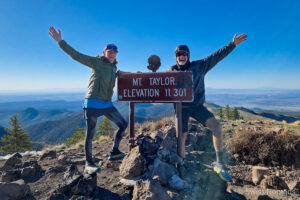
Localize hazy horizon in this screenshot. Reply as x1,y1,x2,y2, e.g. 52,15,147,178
1,0,300,91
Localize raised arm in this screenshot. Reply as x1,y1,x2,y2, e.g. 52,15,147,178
49,27,99,69
201,33,248,74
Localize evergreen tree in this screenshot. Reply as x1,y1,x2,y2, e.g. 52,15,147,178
225,104,231,120
217,107,224,120
66,126,86,146
96,117,116,139
0,115,32,154
232,107,240,120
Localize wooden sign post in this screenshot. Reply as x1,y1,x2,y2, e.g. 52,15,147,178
118,72,193,155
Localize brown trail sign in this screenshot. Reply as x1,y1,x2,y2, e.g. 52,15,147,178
117,72,193,156
117,72,193,102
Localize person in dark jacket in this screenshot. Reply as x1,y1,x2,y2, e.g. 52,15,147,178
49,27,128,175
168,33,247,182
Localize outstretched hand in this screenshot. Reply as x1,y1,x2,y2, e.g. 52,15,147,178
233,33,247,46
49,27,62,43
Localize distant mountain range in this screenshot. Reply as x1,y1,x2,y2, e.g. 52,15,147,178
0,90,300,145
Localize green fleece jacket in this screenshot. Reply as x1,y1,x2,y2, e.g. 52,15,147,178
59,40,117,101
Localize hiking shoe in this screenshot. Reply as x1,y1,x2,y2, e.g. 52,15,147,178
84,164,100,175
214,164,233,182
109,149,126,161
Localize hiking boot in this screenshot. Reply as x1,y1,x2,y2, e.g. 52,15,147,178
84,164,100,175
109,149,126,161
214,164,233,182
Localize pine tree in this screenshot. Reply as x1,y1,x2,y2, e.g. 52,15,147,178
225,104,231,120
66,126,86,146
0,115,32,154
96,117,116,139
217,107,224,120
232,107,240,120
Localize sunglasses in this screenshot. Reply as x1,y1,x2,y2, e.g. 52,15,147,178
176,51,188,57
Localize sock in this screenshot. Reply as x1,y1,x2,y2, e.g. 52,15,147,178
216,150,224,166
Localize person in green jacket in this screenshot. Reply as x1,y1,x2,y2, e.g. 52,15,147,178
49,27,128,175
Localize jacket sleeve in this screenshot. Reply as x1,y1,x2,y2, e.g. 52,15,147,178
200,42,236,74
59,40,99,69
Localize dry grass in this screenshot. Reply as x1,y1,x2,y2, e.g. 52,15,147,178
227,128,300,166
41,144,67,154
98,136,111,142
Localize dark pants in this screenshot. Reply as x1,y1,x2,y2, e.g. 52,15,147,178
178,104,215,132
83,106,128,165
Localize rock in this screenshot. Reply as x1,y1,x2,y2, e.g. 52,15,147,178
22,160,42,173
186,133,197,146
0,179,31,199
0,194,10,200
152,158,178,186
48,193,68,200
252,166,268,185
56,172,83,194
1,153,22,170
257,195,273,200
40,150,57,160
46,166,66,177
150,131,163,141
168,174,188,190
0,170,21,182
137,135,159,155
20,166,36,178
288,181,300,190
120,178,137,186
166,190,180,199
169,151,184,166
132,179,172,200
71,174,97,196
63,164,79,179
260,175,289,190
161,127,177,152
157,148,170,162
120,146,145,179
58,155,69,165
195,129,214,152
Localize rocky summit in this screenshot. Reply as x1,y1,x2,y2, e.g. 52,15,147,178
0,117,300,200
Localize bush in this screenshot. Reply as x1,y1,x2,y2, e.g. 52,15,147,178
227,128,300,166
66,126,85,146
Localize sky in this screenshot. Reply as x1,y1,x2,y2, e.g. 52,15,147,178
0,0,299,92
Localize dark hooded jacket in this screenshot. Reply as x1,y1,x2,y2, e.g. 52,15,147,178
168,42,236,106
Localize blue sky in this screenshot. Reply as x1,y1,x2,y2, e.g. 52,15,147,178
0,0,299,91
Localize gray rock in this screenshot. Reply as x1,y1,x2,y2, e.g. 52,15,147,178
48,193,68,200
160,127,177,152
260,175,289,190
58,155,69,165
120,146,146,179
20,166,36,178
0,194,10,200
71,174,97,196
0,179,31,199
56,172,83,194
1,153,22,171
152,158,178,185
133,179,171,200
169,151,184,166
40,150,57,160
168,174,188,190
0,169,21,182
157,148,170,162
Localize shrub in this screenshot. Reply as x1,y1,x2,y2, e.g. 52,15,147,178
227,128,300,166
